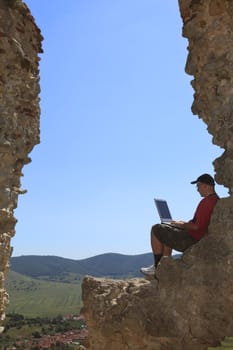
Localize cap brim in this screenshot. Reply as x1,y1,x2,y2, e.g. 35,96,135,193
190,180,197,184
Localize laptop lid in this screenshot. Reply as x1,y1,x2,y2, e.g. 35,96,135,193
154,198,172,223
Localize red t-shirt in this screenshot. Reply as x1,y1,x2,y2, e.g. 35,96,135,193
188,194,219,240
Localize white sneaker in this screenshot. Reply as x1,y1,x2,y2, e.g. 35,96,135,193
140,264,155,276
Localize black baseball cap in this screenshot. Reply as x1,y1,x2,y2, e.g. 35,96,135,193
191,173,215,186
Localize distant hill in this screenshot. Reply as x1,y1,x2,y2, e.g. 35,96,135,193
10,253,154,280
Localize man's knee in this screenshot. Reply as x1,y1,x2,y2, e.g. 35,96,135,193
151,224,160,236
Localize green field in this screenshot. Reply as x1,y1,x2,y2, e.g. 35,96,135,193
6,271,83,318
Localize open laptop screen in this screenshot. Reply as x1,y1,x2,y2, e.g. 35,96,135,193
154,199,172,222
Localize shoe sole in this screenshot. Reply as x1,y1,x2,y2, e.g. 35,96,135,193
140,269,155,276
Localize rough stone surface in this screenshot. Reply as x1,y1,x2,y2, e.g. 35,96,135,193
0,0,42,328
82,1,233,349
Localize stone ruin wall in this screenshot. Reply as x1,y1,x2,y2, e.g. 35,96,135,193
82,1,233,349
0,0,42,329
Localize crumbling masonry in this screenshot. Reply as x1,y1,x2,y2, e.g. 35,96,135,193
0,0,42,330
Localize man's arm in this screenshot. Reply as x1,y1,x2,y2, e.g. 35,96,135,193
171,220,198,230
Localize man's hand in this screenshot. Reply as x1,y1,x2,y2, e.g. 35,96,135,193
171,220,198,230
171,220,185,228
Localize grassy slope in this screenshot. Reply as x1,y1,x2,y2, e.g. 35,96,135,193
6,271,83,318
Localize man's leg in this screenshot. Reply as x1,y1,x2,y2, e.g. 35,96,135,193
151,225,172,266
141,223,197,275
140,224,172,276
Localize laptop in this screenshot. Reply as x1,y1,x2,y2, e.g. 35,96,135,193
154,198,183,229
154,198,173,224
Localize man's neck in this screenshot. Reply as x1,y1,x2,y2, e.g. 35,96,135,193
204,191,216,197
202,185,216,197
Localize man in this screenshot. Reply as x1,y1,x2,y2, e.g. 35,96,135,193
140,173,219,276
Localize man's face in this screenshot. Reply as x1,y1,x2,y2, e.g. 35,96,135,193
196,182,207,197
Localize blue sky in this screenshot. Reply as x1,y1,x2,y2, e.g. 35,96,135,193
12,1,228,259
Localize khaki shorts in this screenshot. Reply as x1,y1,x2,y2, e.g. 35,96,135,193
152,223,198,252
